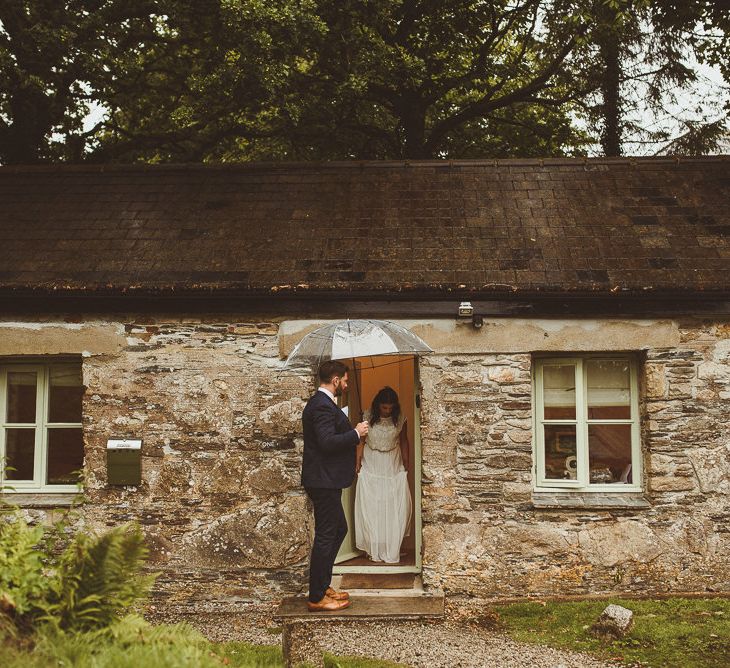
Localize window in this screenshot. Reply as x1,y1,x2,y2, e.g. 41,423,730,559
0,361,84,492
533,356,641,491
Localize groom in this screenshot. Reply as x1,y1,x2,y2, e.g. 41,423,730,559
301,359,369,612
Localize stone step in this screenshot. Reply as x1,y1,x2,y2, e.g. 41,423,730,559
274,593,444,622
275,593,445,667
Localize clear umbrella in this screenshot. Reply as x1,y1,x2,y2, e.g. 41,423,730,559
282,319,433,372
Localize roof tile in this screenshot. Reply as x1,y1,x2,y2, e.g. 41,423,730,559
0,158,728,297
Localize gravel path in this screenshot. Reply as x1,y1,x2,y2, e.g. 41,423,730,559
311,619,613,668
151,605,614,668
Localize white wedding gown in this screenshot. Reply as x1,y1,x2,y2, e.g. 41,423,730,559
354,410,412,563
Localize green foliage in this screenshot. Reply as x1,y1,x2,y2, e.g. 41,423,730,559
1,1,727,161
323,654,408,668
498,597,730,668
0,1,166,163
0,615,408,667
0,516,49,635
0,510,155,638
280,0,592,160
1,615,285,667
92,0,316,163
3,585,728,668
573,0,729,156
43,523,156,632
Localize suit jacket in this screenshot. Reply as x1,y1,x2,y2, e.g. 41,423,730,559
301,390,360,489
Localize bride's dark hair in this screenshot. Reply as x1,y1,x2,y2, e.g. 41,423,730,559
369,386,400,427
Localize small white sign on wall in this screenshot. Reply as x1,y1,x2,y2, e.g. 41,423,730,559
107,439,142,450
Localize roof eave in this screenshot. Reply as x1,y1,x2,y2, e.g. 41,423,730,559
0,284,729,301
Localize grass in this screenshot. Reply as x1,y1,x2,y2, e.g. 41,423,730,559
496,597,730,668
323,654,408,668
3,599,727,668
0,617,279,668
0,614,404,668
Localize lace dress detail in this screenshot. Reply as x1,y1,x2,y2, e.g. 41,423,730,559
354,409,412,563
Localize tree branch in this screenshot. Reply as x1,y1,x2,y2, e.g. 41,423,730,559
424,29,584,153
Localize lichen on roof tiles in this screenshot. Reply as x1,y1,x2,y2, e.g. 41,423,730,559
0,157,728,297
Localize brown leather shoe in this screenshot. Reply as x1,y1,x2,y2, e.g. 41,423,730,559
307,595,351,612
326,586,350,601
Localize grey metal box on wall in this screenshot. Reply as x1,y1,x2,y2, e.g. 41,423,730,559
106,439,142,485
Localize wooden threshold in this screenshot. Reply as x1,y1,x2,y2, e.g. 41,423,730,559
333,565,420,574
339,573,416,590
335,548,416,568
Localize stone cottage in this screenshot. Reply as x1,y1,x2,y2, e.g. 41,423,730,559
0,157,728,613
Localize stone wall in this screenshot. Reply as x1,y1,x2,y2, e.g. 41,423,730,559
420,319,730,599
78,320,314,609
1,315,728,608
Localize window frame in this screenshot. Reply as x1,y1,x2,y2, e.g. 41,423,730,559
533,355,642,493
0,361,83,493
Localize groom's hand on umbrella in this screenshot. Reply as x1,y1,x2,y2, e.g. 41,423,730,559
355,421,369,438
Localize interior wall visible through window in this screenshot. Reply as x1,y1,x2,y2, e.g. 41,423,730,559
0,358,84,493
533,355,641,492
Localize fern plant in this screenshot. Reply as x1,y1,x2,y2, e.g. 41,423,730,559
0,509,157,638
0,515,53,637
43,523,156,633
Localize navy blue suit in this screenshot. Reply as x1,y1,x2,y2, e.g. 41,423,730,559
301,390,359,489
301,390,360,602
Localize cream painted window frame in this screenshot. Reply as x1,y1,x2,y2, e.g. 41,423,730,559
533,355,642,492
0,362,83,494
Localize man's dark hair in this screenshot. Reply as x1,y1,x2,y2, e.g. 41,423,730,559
318,360,349,384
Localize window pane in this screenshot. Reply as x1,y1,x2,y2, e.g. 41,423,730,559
588,424,633,484
6,372,37,423
47,428,84,484
543,424,577,480
49,365,83,423
4,428,35,480
587,360,631,419
543,364,576,419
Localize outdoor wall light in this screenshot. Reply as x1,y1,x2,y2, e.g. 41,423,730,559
472,314,484,329
458,301,474,317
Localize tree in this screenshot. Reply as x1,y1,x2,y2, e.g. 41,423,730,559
90,0,318,162
578,0,730,157
89,0,595,162
648,0,730,155
0,1,164,163
1,0,727,163
259,0,594,160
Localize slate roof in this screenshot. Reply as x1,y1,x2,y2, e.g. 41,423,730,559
0,157,728,298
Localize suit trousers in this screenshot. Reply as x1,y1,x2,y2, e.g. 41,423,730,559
305,486,348,602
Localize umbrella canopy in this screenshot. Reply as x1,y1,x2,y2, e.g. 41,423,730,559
283,319,433,372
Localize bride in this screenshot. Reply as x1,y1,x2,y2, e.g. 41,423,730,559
354,386,412,563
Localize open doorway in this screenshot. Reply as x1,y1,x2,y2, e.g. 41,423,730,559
334,354,421,574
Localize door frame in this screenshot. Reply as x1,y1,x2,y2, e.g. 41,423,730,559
333,358,422,575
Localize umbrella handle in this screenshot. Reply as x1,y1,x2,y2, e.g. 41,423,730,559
352,357,362,423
